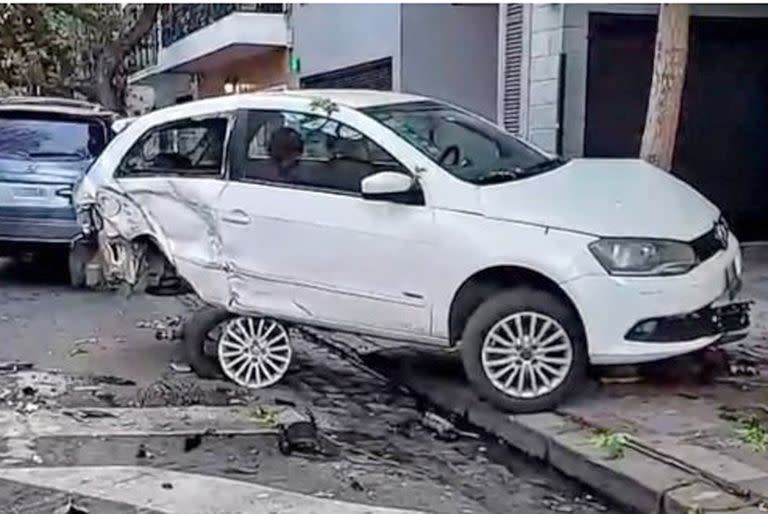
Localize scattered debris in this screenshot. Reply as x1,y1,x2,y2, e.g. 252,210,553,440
421,412,479,441
349,477,365,492
136,443,154,459
62,409,118,421
169,362,192,373
31,453,43,464
74,337,99,346
161,482,174,490
54,499,89,514
21,386,36,396
0,361,33,373
19,402,39,414
72,385,102,393
730,361,759,377
274,397,297,407
278,411,320,456
91,374,136,386
184,433,203,452
223,465,260,475
135,380,206,407
250,406,279,427
68,347,89,357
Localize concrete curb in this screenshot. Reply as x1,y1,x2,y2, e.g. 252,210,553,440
391,366,766,514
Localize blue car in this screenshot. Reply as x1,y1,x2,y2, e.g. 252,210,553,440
0,97,115,266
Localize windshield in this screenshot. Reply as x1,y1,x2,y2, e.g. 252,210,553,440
363,101,566,184
0,114,107,161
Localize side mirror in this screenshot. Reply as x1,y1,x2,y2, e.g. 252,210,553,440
361,171,414,197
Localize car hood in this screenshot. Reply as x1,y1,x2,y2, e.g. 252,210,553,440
478,158,720,240
0,157,91,184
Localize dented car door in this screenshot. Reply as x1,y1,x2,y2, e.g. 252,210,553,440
217,108,433,336
108,113,234,302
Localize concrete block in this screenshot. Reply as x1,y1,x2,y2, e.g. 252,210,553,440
530,55,561,81
736,476,768,498
531,4,562,32
529,129,557,153
663,481,749,514
530,30,562,58
654,443,768,483
528,104,558,130
529,79,558,107
547,430,693,514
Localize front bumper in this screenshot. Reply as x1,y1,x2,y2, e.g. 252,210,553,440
563,232,748,365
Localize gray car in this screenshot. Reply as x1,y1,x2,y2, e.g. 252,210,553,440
0,97,115,268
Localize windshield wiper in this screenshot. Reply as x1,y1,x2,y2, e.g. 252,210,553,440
473,169,520,185
521,156,569,174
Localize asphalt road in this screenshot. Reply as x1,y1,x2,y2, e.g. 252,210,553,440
0,255,622,514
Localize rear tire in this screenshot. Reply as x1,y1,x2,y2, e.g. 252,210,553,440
183,307,230,380
461,287,587,413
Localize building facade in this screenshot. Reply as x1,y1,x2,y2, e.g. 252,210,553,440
292,3,500,122
128,4,292,108
500,4,768,240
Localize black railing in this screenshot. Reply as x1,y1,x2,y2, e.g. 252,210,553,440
125,28,159,74
161,4,285,48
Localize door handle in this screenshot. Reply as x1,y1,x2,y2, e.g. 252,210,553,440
221,209,251,225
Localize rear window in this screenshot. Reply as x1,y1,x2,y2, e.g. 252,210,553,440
0,113,107,161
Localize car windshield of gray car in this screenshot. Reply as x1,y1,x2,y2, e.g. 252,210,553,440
0,114,107,161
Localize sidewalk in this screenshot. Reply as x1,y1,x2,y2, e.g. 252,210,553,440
340,245,768,514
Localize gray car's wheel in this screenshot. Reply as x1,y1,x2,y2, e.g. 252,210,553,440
461,287,587,413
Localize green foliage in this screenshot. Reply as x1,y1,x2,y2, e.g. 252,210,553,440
737,417,768,452
0,4,154,109
590,430,631,459
309,97,339,116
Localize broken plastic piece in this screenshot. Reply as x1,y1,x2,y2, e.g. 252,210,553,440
277,410,320,456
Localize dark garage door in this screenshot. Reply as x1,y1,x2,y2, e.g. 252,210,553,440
584,14,768,240
300,58,393,91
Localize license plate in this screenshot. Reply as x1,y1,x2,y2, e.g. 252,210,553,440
724,260,741,300
12,186,46,198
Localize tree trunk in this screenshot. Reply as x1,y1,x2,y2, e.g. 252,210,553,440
639,4,689,171
94,4,159,113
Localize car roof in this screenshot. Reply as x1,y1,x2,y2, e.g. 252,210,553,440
0,96,115,118
152,89,432,119
275,89,430,108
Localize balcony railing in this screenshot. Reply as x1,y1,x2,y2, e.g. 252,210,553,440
161,4,285,48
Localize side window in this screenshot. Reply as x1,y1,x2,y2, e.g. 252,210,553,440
119,117,228,177
240,110,407,194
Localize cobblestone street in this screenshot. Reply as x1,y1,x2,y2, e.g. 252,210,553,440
0,257,620,514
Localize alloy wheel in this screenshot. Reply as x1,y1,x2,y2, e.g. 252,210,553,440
481,311,573,399
217,316,292,388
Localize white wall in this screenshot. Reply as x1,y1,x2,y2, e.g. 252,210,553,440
523,4,565,153
400,4,498,121
292,4,400,84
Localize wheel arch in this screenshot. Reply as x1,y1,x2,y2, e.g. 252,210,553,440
447,265,585,346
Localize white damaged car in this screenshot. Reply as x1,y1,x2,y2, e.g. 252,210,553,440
74,90,749,412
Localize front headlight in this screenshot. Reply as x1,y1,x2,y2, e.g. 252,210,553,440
589,239,697,276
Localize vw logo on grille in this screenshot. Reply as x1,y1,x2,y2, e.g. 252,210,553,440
714,218,729,249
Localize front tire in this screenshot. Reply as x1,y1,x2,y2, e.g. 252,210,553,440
461,287,587,413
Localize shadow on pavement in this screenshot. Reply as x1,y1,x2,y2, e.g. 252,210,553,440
0,255,70,286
